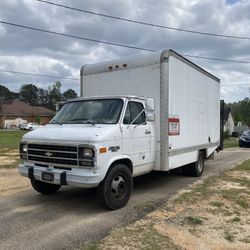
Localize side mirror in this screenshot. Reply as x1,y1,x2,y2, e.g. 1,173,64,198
146,113,155,122
145,97,155,111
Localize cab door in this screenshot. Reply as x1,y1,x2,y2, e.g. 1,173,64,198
121,100,151,166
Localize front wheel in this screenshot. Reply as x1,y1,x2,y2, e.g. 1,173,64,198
31,179,61,194
98,164,133,210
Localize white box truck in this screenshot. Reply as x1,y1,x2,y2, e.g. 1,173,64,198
18,49,221,209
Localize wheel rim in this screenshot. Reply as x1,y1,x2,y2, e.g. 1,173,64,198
197,156,204,173
111,175,127,200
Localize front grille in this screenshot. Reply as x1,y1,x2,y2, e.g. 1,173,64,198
28,144,77,152
28,150,77,159
27,144,78,167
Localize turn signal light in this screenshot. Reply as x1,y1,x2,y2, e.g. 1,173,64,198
99,147,107,153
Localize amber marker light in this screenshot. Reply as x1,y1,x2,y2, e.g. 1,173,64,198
99,147,107,153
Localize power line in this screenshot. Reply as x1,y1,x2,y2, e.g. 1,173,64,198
0,69,80,81
0,21,155,52
183,55,250,64
1,20,250,65
1,69,249,87
221,84,250,87
37,0,250,41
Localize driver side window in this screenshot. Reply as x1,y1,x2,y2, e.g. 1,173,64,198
123,101,146,125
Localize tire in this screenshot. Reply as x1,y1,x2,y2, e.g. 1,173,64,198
183,152,205,177
98,164,133,210
31,179,61,194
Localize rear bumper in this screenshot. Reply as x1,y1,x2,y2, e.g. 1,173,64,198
18,164,101,188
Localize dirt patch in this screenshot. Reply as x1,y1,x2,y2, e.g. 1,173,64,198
227,170,250,180
215,180,247,190
88,160,250,250
153,223,206,250
7,152,19,156
148,200,250,249
99,219,181,250
0,148,20,168
0,168,30,197
0,156,16,165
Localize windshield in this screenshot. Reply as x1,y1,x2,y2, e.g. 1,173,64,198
50,99,123,125
242,130,250,136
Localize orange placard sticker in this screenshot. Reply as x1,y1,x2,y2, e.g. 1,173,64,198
168,118,180,136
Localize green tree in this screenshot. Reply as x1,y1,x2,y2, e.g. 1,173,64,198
19,84,38,105
62,89,77,100
35,115,41,124
0,85,18,100
227,98,250,126
37,88,49,105
48,81,62,110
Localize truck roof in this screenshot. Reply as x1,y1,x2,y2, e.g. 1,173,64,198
81,49,220,83
67,95,146,103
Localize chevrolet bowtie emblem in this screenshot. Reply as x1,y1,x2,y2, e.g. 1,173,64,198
45,152,53,157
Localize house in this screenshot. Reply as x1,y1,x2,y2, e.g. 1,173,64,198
223,107,235,135
0,99,55,129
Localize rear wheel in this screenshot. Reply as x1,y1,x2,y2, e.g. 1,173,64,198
98,164,133,210
31,179,61,194
183,151,205,177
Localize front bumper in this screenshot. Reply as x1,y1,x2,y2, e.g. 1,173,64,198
239,139,250,147
18,164,101,188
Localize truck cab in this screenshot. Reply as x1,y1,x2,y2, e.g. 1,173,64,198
19,96,156,209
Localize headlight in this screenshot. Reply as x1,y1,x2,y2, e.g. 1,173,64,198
240,137,246,141
20,143,28,153
78,147,95,167
83,148,94,158
79,148,94,158
20,143,28,160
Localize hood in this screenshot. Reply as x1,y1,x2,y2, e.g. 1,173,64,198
240,135,250,140
23,124,121,144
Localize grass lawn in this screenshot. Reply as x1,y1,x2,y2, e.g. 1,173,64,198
0,130,27,168
223,137,239,149
0,130,27,149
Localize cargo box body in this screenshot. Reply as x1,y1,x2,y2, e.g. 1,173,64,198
81,50,220,172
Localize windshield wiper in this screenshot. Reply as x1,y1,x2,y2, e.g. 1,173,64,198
67,118,95,125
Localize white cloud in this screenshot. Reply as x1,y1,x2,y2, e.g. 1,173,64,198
0,0,249,102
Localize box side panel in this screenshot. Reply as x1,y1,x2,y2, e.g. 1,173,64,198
169,151,197,169
168,56,220,168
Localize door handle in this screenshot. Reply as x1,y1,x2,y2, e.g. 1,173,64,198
145,130,151,134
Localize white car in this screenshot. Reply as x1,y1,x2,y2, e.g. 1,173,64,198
19,123,28,130
20,123,43,130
